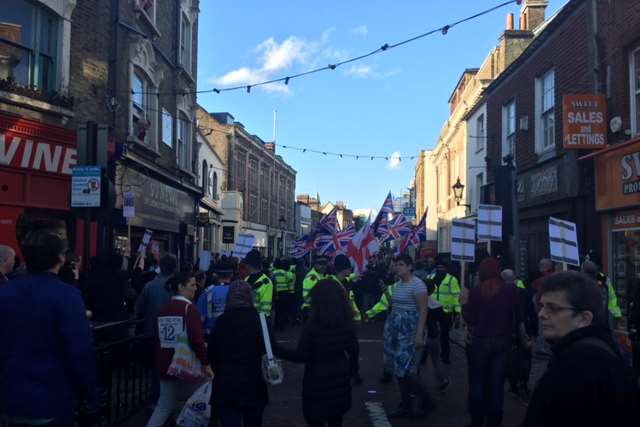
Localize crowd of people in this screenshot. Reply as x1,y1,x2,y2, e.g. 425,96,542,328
1,218,640,427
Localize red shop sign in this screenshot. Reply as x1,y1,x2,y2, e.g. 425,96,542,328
0,113,77,176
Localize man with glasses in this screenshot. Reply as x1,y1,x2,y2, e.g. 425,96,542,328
522,271,639,426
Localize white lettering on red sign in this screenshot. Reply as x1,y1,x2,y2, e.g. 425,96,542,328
0,133,77,175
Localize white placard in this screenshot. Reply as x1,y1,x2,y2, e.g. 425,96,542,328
158,316,184,349
549,217,580,266
199,250,212,272
123,191,135,218
137,229,153,254
233,233,256,259
451,219,476,262
477,204,502,242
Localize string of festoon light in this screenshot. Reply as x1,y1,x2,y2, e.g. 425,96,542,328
123,0,523,97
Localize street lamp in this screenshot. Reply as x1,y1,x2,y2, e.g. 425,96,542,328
452,178,471,209
278,215,286,257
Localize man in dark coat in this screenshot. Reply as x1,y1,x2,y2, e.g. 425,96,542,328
522,271,639,427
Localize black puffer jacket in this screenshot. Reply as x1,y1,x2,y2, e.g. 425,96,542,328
522,325,639,427
276,321,359,421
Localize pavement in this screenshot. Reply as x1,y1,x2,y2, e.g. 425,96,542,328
124,321,549,427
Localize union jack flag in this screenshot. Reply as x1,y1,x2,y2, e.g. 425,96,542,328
400,209,428,253
318,207,339,234
289,234,312,258
379,214,412,244
315,223,355,256
373,192,394,237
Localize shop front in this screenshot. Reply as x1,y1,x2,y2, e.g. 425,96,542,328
114,165,198,266
0,112,91,258
593,138,640,349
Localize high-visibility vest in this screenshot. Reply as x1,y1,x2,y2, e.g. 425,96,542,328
327,275,361,321
365,283,398,319
428,273,461,314
301,268,324,309
273,269,292,293
597,273,622,319
516,279,525,290
246,273,274,316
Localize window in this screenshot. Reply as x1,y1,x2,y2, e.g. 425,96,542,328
536,69,555,153
202,160,208,193
177,113,191,170
502,100,516,162
630,48,640,135
475,172,484,209
236,150,246,192
131,69,156,146
0,0,60,91
162,109,173,147
211,171,218,199
180,13,192,73
475,114,485,152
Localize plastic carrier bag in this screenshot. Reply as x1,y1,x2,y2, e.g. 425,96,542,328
259,313,284,385
176,381,212,427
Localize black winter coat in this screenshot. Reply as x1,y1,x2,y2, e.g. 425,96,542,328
522,325,639,427
207,307,268,409
276,321,359,421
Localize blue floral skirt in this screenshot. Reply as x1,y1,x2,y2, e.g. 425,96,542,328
383,309,423,378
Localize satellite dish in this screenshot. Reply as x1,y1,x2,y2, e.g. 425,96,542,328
610,116,623,133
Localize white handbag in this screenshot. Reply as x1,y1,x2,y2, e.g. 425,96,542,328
259,313,284,385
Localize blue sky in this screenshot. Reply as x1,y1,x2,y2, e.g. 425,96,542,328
197,0,567,211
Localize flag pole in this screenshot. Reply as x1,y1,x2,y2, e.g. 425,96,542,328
460,260,466,292
486,240,491,256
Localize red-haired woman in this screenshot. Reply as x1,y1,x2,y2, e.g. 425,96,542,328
462,258,520,427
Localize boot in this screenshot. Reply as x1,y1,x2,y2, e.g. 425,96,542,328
388,378,412,418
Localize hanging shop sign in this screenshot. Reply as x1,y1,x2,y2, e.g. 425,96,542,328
563,94,607,150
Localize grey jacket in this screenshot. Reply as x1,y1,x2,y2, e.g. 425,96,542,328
135,273,172,337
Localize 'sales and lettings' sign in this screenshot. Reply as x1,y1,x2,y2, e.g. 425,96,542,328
563,94,607,150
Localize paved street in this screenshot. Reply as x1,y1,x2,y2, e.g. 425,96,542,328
124,320,546,427
263,321,538,427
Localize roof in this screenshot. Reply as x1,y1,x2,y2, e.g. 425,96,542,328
484,0,584,96
448,68,480,104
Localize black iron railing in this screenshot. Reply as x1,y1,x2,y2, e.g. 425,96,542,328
93,321,153,427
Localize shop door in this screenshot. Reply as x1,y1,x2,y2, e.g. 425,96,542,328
611,229,640,332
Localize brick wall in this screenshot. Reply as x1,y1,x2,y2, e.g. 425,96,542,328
486,0,592,179
596,0,640,144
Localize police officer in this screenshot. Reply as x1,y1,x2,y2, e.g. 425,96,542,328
273,258,295,329
243,249,274,318
427,258,461,365
328,255,362,322
365,280,398,383
301,255,328,320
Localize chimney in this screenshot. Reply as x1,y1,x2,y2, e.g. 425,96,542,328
506,13,514,31
521,0,548,31
265,142,275,153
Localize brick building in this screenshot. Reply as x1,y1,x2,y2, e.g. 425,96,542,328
584,0,640,336
196,107,296,258
66,0,202,265
483,0,599,279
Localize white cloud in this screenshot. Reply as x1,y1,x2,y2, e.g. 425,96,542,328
346,65,373,78
257,36,309,72
321,27,335,44
352,25,368,37
388,152,402,169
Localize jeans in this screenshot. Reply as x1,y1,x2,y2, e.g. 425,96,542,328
146,379,200,427
469,336,510,427
218,406,264,427
305,417,343,427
